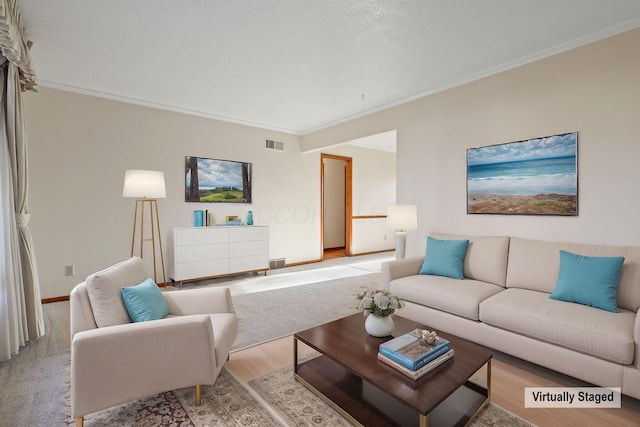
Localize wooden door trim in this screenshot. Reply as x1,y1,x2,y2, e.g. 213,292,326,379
320,153,353,258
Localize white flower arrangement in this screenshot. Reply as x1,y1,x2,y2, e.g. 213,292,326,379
355,289,404,318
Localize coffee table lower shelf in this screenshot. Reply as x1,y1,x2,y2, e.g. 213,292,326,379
294,354,490,427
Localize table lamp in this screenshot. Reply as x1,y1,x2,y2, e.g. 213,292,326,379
387,205,417,259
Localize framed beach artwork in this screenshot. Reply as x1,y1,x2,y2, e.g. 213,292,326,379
467,132,578,216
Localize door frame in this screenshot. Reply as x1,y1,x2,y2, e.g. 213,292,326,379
320,153,352,258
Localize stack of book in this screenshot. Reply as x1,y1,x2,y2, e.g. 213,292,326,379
378,330,454,380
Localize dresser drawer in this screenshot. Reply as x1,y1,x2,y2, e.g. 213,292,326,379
229,255,268,273
176,228,229,246
174,259,229,281
175,243,229,263
229,226,269,242
229,240,268,257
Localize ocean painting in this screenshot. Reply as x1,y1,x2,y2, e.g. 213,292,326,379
467,132,577,215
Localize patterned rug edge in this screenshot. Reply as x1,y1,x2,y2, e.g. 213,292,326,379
65,366,279,427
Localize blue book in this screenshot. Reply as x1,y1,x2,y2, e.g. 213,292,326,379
379,332,451,370
194,210,203,227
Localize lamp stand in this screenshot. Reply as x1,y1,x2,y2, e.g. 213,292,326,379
130,198,166,285
395,230,407,260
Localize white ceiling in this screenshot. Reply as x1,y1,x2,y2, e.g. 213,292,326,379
18,1,640,136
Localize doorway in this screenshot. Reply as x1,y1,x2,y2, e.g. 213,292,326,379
321,154,352,259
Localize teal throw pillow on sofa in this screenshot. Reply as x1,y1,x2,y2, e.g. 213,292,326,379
419,236,469,280
121,278,170,322
550,250,624,313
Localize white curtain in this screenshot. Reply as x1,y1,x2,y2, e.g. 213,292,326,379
0,0,37,91
0,0,42,362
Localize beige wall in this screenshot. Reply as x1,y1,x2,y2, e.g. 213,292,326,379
23,88,395,298
304,28,640,257
26,28,639,298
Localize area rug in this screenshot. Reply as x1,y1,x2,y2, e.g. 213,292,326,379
65,362,536,427
66,368,280,426
248,365,537,427
232,273,379,350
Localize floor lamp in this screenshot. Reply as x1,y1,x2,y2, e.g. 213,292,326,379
123,170,167,285
387,205,417,260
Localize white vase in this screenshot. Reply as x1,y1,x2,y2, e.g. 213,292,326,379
365,314,394,337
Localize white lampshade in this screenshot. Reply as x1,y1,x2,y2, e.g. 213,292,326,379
123,170,166,198
387,204,417,231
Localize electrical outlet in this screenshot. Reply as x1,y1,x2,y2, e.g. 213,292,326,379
65,265,75,276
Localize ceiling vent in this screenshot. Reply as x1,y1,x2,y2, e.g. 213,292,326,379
265,139,284,152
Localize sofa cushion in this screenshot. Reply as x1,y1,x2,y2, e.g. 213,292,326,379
431,233,510,287
389,275,504,321
122,278,170,322
85,257,149,327
506,237,640,312
480,288,635,364
550,250,624,312
419,236,469,279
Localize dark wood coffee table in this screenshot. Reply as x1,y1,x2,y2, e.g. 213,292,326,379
293,313,492,427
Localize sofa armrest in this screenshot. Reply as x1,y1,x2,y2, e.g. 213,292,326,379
164,286,235,315
381,257,424,290
71,315,216,418
70,282,98,337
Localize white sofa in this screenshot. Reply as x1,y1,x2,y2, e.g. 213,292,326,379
382,233,640,400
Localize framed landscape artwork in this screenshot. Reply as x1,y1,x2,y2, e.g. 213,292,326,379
467,132,578,216
185,156,252,203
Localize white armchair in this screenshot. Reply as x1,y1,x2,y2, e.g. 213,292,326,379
69,257,238,427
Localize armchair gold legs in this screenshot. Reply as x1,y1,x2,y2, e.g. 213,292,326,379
76,417,83,427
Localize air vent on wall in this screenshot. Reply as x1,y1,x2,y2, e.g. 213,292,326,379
265,139,285,152
269,258,286,269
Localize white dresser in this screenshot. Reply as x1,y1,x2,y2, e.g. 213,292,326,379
171,226,269,283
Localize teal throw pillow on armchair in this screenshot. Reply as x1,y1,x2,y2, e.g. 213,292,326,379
419,236,469,280
121,278,170,322
550,250,624,312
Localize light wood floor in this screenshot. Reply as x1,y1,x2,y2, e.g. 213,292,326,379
226,335,640,427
